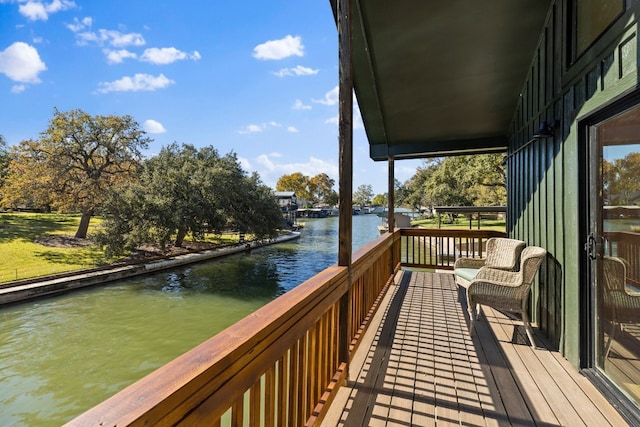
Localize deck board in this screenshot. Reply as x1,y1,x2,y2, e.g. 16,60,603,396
322,271,630,427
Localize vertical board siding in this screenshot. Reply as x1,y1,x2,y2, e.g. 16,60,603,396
508,4,564,349
507,1,639,358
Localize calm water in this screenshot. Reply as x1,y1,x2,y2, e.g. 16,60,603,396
0,215,382,426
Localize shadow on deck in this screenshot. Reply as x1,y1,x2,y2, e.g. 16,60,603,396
323,271,628,427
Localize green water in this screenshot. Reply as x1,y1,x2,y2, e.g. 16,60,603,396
0,215,381,426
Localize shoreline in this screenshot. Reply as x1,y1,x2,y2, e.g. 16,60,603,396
0,232,301,306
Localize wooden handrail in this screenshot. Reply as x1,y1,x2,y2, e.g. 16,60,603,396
399,228,507,270
66,231,401,426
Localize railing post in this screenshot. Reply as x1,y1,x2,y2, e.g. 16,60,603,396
337,0,353,378
388,156,395,272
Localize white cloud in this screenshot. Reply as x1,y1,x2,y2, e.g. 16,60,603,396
325,115,338,125
66,16,92,32
274,65,319,77
313,85,338,106
0,42,47,83
143,119,166,134
75,29,145,48
237,121,282,134
141,47,201,65
19,0,75,21
255,154,338,184
104,48,136,64
237,156,252,172
238,124,266,134
287,126,299,133
253,35,304,60
11,84,26,93
96,73,174,93
293,99,311,110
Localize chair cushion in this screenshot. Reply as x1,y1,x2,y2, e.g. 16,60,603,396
484,238,526,270
454,268,479,283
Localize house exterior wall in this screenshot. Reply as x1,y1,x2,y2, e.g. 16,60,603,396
507,1,639,366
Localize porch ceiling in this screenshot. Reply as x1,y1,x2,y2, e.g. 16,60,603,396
330,1,552,160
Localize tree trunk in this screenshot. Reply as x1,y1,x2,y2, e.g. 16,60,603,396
75,210,93,239
175,228,187,247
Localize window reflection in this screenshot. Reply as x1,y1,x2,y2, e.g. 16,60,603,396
597,107,640,407
574,0,624,56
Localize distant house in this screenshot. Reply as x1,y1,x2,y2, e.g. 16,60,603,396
274,191,298,225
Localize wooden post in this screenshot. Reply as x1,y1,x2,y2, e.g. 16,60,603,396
388,156,395,275
387,157,395,232
337,0,353,373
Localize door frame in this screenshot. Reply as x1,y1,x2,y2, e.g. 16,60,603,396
578,87,640,423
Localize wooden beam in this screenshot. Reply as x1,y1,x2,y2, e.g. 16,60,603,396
338,0,353,267
337,0,353,371
387,157,395,232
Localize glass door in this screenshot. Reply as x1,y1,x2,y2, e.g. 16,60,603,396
588,104,640,408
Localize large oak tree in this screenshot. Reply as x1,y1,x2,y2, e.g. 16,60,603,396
2,109,150,238
98,143,283,255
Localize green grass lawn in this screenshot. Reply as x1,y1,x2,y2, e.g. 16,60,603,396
0,212,245,283
411,216,506,231
0,213,114,282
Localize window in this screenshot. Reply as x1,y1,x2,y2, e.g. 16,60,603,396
570,0,624,61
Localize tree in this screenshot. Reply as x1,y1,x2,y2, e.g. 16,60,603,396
324,190,339,206
308,173,335,205
98,143,283,255
372,193,387,206
0,134,10,194
404,161,438,210
276,172,337,206
466,153,506,205
2,109,150,238
353,184,373,207
604,152,640,205
418,154,506,207
276,172,311,203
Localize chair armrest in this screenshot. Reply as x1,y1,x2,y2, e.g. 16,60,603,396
454,257,486,269
472,267,520,287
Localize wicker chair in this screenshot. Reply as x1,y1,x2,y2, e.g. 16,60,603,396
454,237,526,288
602,256,640,358
467,245,547,348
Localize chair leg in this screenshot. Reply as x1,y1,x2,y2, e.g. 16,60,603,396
468,298,476,336
521,310,536,349
604,320,617,359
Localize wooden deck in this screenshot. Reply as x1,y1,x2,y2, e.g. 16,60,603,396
322,271,629,427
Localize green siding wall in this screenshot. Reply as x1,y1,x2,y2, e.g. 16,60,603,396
507,2,639,366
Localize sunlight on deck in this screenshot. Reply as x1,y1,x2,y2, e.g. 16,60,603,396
323,271,629,427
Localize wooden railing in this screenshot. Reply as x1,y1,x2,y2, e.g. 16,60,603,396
399,228,506,270
66,231,401,427
604,231,640,286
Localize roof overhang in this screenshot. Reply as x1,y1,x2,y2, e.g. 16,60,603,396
330,1,552,161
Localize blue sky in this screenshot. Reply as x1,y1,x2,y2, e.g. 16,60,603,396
0,0,421,195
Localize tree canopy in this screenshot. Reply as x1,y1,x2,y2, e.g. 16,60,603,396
604,151,640,205
276,172,337,206
402,154,506,208
0,134,10,193
98,143,283,255
2,109,150,238
353,184,373,206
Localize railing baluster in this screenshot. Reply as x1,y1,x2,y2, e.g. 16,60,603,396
231,396,243,427
265,366,276,427
249,379,261,426
278,353,288,427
